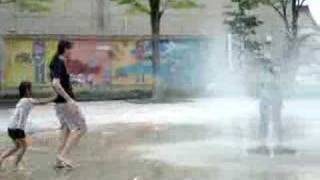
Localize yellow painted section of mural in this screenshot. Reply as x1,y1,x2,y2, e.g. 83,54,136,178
3,39,34,88
44,40,58,81
45,40,57,65
111,40,153,85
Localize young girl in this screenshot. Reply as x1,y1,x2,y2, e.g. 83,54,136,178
0,81,55,169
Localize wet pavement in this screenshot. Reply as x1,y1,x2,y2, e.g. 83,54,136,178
0,97,320,179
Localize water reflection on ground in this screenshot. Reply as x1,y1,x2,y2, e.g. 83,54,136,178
0,122,319,180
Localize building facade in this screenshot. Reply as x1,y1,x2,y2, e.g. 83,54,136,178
0,0,319,96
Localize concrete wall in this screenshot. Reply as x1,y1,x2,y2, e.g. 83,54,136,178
0,0,228,36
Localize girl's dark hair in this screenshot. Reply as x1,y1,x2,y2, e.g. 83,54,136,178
19,81,32,98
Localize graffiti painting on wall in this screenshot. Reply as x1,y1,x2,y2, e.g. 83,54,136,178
33,40,46,83
1,37,206,90
2,39,57,88
2,38,113,89
66,40,112,88
3,39,34,88
111,40,152,85
115,38,205,88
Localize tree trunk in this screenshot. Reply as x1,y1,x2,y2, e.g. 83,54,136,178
282,1,300,86
151,31,161,99
97,0,105,32
150,0,162,99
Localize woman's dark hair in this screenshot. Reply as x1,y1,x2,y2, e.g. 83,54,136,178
50,40,73,69
19,81,32,98
56,40,73,56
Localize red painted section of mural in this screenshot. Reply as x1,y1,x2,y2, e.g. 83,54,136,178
65,39,112,86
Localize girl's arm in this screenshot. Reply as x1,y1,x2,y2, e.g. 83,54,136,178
31,91,57,105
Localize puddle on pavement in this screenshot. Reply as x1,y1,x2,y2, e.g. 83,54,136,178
0,123,318,180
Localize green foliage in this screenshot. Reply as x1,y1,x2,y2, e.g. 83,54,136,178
111,0,202,15
226,0,263,52
19,0,53,12
0,0,54,12
111,0,147,14
112,0,150,14
231,0,261,10
168,0,202,9
227,12,262,35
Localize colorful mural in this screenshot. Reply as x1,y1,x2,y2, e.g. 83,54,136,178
33,40,46,83
3,39,34,88
2,39,57,88
115,39,205,88
1,37,207,91
111,40,153,85
66,39,112,88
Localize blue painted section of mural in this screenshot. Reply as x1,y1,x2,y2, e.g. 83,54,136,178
118,38,206,89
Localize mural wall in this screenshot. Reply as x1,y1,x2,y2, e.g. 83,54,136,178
2,39,57,88
66,40,112,88
4,39,34,88
1,37,207,91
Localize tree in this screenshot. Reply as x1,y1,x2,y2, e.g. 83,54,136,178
225,0,263,68
227,0,311,93
227,0,309,150
262,0,306,42
228,0,309,64
111,0,202,98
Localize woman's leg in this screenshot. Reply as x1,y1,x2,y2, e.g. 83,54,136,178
55,126,70,167
59,129,82,159
57,105,87,167
57,129,82,168
57,126,70,155
55,104,72,167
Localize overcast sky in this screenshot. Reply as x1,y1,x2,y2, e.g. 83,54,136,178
308,0,320,24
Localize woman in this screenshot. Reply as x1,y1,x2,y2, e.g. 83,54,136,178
49,40,87,168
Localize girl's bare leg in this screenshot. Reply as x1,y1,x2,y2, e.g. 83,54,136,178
0,141,20,167
14,139,27,167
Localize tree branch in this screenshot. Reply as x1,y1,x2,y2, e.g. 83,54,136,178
299,0,306,7
297,33,319,45
279,0,291,35
132,0,150,14
270,2,289,30
269,2,285,19
266,0,291,37
284,0,289,6
160,0,168,17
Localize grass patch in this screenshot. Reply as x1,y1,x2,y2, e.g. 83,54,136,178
0,84,153,102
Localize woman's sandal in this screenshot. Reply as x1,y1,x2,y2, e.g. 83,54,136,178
55,156,74,169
